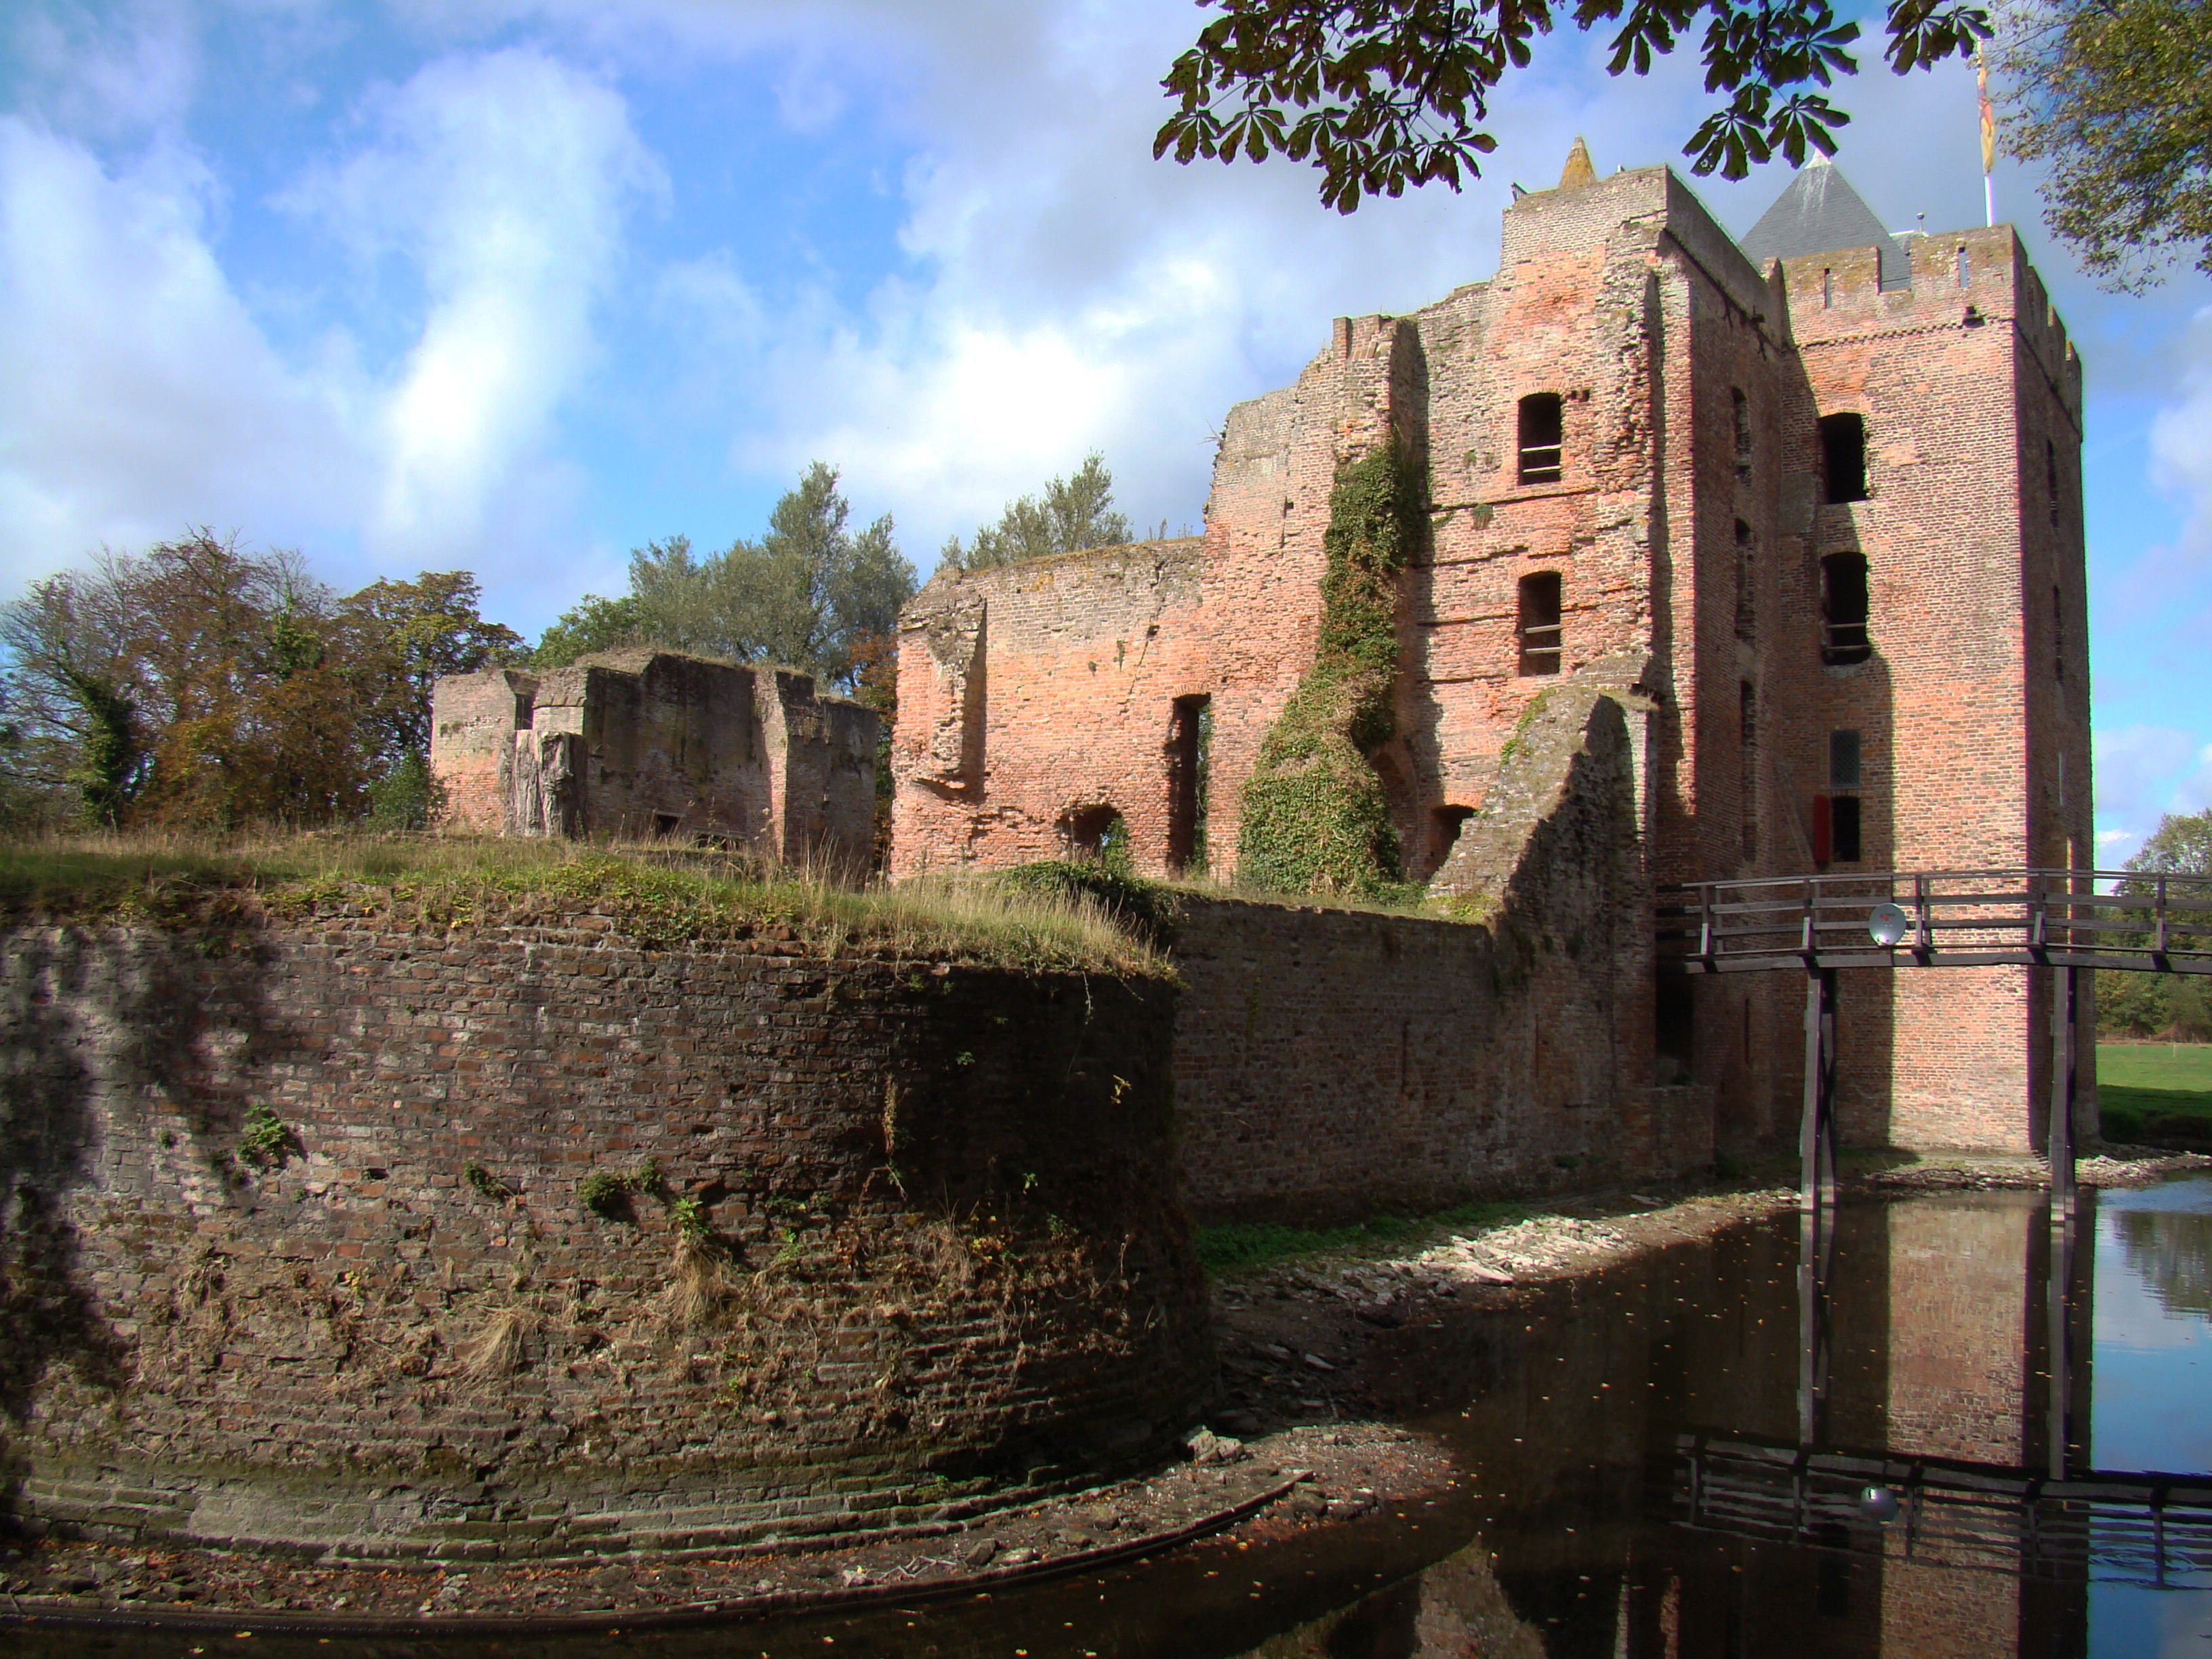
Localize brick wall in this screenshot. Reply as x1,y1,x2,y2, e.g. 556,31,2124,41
0,910,1209,1560
1172,682,1710,1222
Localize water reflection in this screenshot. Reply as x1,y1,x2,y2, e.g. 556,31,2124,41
1267,1179,2212,1658
2111,1210,2212,1320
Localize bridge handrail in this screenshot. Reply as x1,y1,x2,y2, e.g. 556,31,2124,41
1656,867,2212,973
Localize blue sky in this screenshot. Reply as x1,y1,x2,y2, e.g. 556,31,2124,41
1,0,2207,861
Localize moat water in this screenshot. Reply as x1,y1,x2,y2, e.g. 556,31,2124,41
20,1176,2212,1658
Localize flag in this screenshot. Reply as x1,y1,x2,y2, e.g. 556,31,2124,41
1977,45,1996,176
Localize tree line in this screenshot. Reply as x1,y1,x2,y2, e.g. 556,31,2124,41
0,455,1145,835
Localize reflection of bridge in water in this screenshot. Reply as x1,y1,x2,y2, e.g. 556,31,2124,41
1673,1435,2212,1589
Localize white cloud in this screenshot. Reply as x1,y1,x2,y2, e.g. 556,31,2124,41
0,117,363,583
283,46,662,567
2094,726,2212,862
2150,307,2212,561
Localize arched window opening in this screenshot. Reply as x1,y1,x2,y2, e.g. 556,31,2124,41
1734,519,1756,640
1819,413,1869,504
1517,394,1563,485
1432,804,1477,867
1166,695,1210,874
1061,804,1127,867
1820,552,1872,665
1738,680,1758,863
1732,388,1753,484
1516,571,1563,676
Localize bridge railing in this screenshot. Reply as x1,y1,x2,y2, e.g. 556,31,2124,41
1656,867,2212,975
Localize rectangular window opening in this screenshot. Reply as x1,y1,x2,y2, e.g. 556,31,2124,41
1820,552,1872,665
1739,680,1758,863
1822,268,1832,308
1828,729,1862,790
1830,794,1863,863
1517,393,1563,485
1732,388,1753,484
1166,695,1211,874
1734,520,1756,640
2047,438,2062,530
1957,245,1970,288
1819,413,1868,504
652,812,680,839
2053,584,2065,682
1517,571,1563,676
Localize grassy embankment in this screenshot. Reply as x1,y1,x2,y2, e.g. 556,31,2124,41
2100,1041,2212,1147
0,833,1163,977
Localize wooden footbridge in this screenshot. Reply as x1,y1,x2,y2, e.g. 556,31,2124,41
1656,868,2212,1215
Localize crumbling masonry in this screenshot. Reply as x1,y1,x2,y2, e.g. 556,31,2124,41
432,648,879,870
893,154,2090,1166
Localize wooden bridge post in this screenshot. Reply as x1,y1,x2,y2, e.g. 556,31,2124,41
2050,962,2078,1217
1799,966,1837,1212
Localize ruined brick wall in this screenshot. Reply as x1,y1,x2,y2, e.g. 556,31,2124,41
432,652,879,870
1174,684,1707,1222
890,541,1210,875
0,912,1208,1560
430,669,536,835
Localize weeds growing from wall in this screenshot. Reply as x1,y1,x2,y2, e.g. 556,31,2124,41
1237,439,1423,898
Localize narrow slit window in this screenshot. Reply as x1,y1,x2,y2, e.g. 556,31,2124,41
1516,571,1563,676
1957,245,1969,288
1166,695,1210,873
2053,585,2065,682
1739,680,1758,863
1820,553,1872,665
1517,393,1563,485
2047,438,2061,529
1819,413,1868,503
1734,519,1756,640
1822,268,1832,308
1732,388,1753,483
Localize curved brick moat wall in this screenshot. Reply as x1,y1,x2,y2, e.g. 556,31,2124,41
0,912,1210,1561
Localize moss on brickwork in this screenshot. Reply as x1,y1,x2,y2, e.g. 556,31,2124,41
1237,440,1423,898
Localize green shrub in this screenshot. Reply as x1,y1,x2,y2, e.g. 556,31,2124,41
236,1103,298,1171
1237,439,1422,898
365,750,445,832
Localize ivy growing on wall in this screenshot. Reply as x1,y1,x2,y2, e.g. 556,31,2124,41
1237,438,1423,897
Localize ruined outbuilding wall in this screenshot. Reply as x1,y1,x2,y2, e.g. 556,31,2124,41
432,651,878,872
0,911,1207,1560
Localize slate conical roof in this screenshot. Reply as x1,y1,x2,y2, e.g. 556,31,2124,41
1738,157,1910,289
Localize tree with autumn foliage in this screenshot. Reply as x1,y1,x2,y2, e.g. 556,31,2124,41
0,533,523,832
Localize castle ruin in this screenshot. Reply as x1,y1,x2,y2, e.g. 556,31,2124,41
893,152,2090,1162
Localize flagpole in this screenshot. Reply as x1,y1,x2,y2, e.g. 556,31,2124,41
1978,45,1996,226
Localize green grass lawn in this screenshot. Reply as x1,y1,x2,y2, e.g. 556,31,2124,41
2099,1042,2212,1145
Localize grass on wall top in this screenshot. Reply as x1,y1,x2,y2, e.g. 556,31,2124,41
0,833,1168,977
